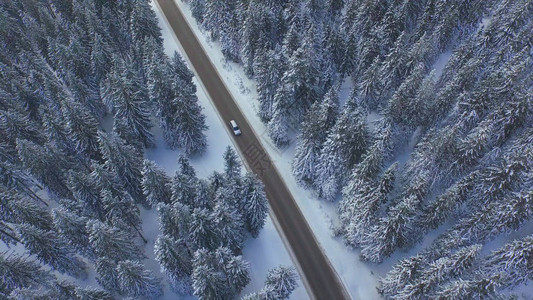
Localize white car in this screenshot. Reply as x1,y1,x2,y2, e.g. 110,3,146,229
230,120,241,136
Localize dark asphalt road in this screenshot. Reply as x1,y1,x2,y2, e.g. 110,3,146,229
155,1,351,299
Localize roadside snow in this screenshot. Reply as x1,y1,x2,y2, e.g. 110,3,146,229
150,2,308,299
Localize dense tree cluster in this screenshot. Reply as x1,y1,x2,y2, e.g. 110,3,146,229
187,0,533,296
2,0,531,297
0,0,276,299
153,147,269,298
242,265,299,300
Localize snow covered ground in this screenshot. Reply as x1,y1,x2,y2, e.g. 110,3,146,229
157,1,387,299
149,2,308,299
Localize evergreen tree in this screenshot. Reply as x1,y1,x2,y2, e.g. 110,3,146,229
435,235,533,299
101,57,154,148
170,85,208,155
5,1,533,298
405,32,436,72
219,3,244,62
242,292,262,300
0,221,18,248
0,190,52,231
212,200,246,251
61,280,111,300
178,154,197,178
379,32,408,93
416,175,475,231
51,207,91,257
97,131,145,204
376,10,401,55
0,109,43,146
190,208,218,251
144,42,173,115
172,52,195,85
67,170,103,219
189,0,206,23
87,219,144,262
74,286,113,300
327,0,344,16
61,101,99,158
0,160,45,206
322,22,344,72
191,246,250,299
145,47,207,154
293,86,339,187
429,190,533,260
356,36,382,89
314,100,368,201
8,279,84,300
408,70,436,127
95,257,119,293
208,171,225,197
194,179,212,209
353,129,391,181
434,277,499,300
240,173,268,238
286,25,328,116
116,260,163,300
224,254,251,295
0,251,52,295
340,162,397,248
267,105,291,147
154,235,193,294
157,202,191,239
214,185,241,214
39,105,72,154
264,266,298,300
142,159,172,207
340,25,358,77
151,50,207,154
356,56,384,110
253,47,285,122
268,28,331,146
128,0,163,44
398,0,427,31
202,0,232,40
385,63,426,126
241,2,279,76
16,224,86,278
223,146,242,180
90,32,112,85
101,189,143,239
360,193,421,263
281,23,301,59
396,245,481,299
191,249,228,300
379,255,425,298
16,139,72,198
171,156,199,206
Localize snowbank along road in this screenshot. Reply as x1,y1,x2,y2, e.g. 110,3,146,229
154,0,351,299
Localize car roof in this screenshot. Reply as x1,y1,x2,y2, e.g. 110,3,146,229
230,120,238,127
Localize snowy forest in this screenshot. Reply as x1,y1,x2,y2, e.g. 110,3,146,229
186,0,533,298
0,0,302,299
